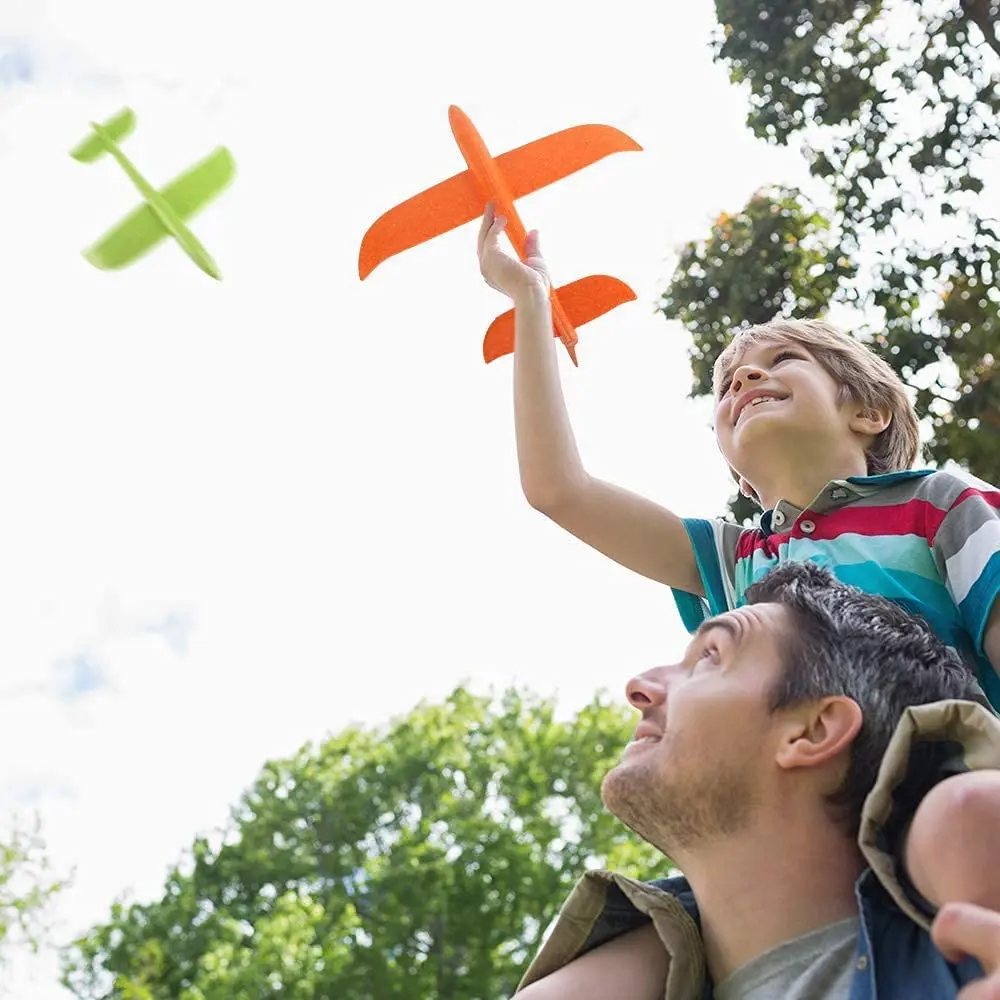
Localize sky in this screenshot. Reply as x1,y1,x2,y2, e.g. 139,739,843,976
0,1,816,995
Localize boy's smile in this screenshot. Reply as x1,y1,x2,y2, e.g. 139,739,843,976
732,388,790,426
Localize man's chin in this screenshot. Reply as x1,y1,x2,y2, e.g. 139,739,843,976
600,764,620,809
601,766,674,854
600,759,642,820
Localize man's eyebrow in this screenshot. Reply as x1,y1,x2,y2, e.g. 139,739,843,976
693,616,741,645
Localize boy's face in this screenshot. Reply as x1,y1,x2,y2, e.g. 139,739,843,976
712,337,855,486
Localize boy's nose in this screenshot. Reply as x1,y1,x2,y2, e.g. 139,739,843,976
731,368,764,396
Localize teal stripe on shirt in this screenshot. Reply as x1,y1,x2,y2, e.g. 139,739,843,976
670,518,730,631
960,550,1000,651
735,534,944,588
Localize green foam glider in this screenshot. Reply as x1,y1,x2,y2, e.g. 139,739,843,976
70,107,236,279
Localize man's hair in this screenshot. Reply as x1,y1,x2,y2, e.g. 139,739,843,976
745,561,987,836
713,319,921,499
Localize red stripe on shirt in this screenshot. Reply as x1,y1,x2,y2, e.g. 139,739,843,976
741,498,950,555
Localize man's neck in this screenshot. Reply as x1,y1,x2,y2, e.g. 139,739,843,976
674,810,866,985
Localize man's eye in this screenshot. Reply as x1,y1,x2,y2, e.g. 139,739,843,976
773,351,799,364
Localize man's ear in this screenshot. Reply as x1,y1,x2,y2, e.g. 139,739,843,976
849,404,892,438
775,696,863,771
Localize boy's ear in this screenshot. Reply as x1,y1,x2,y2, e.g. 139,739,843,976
850,404,892,437
727,463,761,506
738,476,761,505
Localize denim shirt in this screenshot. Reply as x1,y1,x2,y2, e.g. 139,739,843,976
638,869,984,999
516,701,1000,1000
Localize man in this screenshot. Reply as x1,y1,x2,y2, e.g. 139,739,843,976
515,562,1000,999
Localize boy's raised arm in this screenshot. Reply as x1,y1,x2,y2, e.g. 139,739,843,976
478,207,703,596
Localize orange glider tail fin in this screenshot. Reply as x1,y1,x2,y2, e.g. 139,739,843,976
483,275,636,364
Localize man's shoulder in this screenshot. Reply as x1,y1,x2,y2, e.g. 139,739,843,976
514,871,703,993
645,873,696,901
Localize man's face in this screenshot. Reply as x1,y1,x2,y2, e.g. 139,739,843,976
712,337,853,483
601,603,792,856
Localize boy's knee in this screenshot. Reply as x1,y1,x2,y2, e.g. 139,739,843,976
906,770,1000,910
928,770,1000,832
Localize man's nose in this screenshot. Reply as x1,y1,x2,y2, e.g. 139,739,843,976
731,366,764,397
626,667,669,709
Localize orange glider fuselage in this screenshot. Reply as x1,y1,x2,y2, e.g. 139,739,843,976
359,106,642,365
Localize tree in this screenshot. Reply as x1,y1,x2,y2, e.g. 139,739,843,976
0,814,68,977
62,687,662,1000
661,0,1000,519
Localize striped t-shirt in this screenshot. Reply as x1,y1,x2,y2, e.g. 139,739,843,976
671,469,1000,710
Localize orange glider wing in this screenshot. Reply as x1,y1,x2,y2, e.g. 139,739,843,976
496,124,641,201
358,169,481,280
483,275,637,364
358,124,642,279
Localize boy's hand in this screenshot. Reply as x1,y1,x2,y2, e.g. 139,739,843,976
477,203,549,304
932,901,1000,997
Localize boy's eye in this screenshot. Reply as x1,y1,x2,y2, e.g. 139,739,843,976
718,350,799,398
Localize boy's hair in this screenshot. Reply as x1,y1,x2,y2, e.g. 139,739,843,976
713,319,921,499
745,561,988,837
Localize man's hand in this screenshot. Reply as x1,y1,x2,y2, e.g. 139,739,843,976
932,902,1000,998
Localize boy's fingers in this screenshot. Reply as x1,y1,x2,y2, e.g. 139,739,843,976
524,229,541,259
477,203,496,255
479,224,505,267
932,903,1000,973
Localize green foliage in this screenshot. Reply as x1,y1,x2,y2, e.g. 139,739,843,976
62,688,663,1000
661,0,1000,519
0,814,69,974
660,185,853,400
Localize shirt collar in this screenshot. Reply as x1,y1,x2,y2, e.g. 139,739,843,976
760,469,934,535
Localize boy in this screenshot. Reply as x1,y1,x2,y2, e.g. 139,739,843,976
475,204,1000,994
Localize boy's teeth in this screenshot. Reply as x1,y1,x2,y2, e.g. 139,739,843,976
738,396,780,423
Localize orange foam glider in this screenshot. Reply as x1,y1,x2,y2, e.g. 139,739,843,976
358,106,642,365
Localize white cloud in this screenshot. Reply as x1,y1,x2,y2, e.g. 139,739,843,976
0,2,813,995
